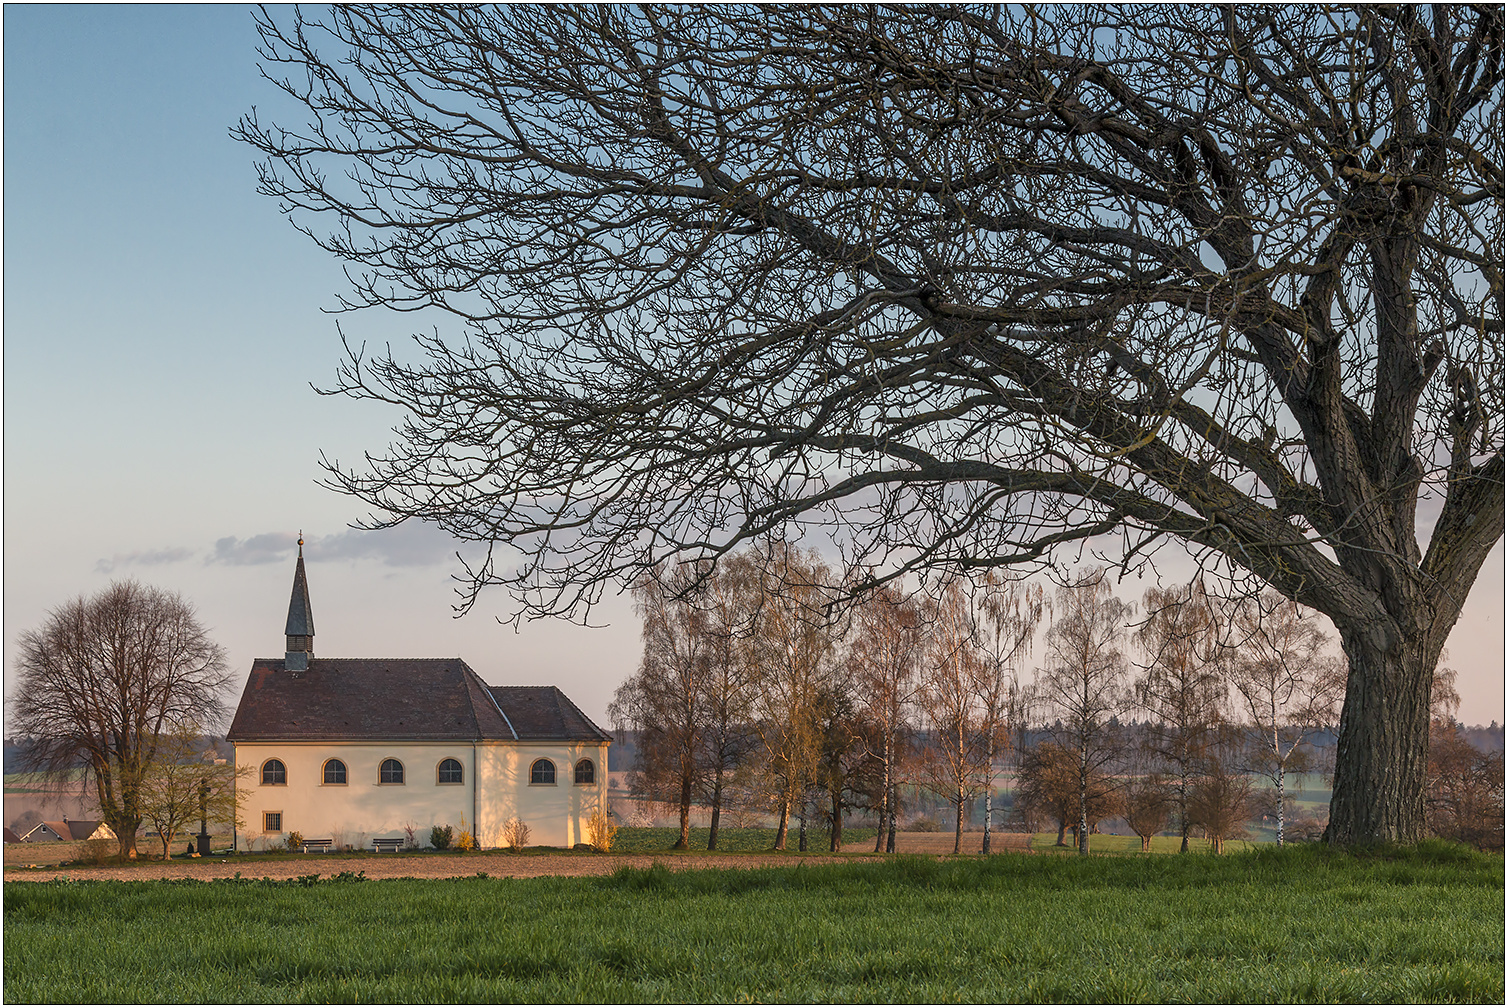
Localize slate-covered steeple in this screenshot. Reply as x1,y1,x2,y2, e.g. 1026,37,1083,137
285,533,315,673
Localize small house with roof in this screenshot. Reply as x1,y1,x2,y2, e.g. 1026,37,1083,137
226,540,610,851
19,819,115,844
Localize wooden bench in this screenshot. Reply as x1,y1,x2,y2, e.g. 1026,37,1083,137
371,837,405,853
299,838,335,853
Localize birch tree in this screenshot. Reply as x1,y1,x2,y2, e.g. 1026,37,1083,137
967,576,1044,854
1039,570,1133,855
1134,582,1228,852
741,545,837,850
846,583,924,853
1227,594,1344,846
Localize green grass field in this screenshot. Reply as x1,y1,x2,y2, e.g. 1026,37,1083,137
5,843,1501,1003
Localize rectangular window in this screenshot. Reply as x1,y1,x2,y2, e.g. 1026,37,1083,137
264,811,282,832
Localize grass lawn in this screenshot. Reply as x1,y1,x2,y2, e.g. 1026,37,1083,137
5,842,1501,1003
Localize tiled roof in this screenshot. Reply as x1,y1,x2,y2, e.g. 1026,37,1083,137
23,820,108,842
488,685,613,741
226,658,609,743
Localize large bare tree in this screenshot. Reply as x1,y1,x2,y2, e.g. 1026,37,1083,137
11,581,232,859
241,5,1503,844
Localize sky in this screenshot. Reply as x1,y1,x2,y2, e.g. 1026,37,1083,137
3,5,1504,730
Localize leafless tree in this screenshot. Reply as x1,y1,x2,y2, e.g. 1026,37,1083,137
241,5,1504,845
1424,665,1504,850
611,562,713,849
1187,745,1258,855
1124,773,1175,853
740,544,838,850
1227,594,1345,845
846,582,924,853
11,581,232,859
691,557,761,851
1039,569,1133,855
966,575,1043,854
1134,582,1228,852
1018,739,1121,848
916,580,991,854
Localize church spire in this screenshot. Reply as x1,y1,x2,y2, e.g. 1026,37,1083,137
285,532,315,673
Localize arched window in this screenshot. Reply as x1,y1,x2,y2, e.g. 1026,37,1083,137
437,758,464,784
323,759,347,785
261,759,286,785
380,758,405,784
575,758,595,784
530,759,556,785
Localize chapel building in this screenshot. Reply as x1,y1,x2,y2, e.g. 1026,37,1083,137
226,540,611,850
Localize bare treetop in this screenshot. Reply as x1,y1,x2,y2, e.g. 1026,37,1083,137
240,5,1503,844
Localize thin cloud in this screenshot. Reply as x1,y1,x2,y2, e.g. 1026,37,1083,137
206,525,465,568
311,525,460,567
94,547,196,574
208,532,300,566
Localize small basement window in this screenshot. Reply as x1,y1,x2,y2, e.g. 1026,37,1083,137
323,759,347,785
264,811,282,832
575,758,595,785
261,759,287,786
530,759,556,785
380,758,405,784
437,758,463,784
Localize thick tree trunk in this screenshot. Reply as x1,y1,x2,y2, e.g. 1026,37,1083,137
1056,818,1068,846
99,775,141,860
1326,629,1434,845
773,796,790,850
1140,833,1151,852
798,800,808,852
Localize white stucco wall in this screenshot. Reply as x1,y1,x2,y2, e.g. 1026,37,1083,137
235,740,609,850
474,741,611,849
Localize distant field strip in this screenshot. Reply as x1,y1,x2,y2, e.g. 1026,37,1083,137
5,844,1502,1003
